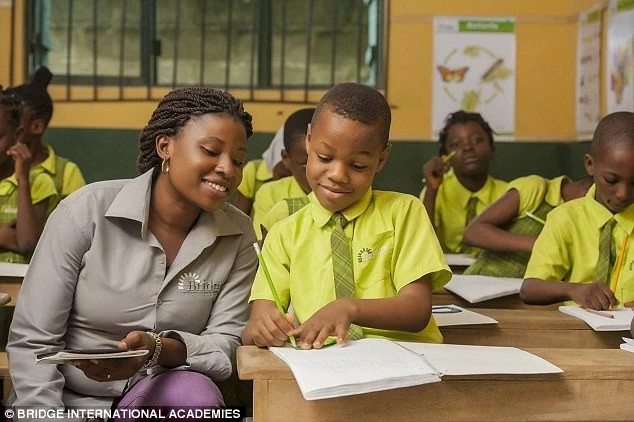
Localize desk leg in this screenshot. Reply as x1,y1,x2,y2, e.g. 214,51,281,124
252,380,269,422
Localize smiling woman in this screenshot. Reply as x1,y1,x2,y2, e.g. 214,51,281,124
6,87,258,420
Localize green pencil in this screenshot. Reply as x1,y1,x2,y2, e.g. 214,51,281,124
526,212,546,225
252,243,298,348
442,150,456,164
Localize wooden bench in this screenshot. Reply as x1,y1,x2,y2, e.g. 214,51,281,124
238,346,634,421
440,308,623,348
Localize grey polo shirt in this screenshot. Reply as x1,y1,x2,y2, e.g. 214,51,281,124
7,169,257,412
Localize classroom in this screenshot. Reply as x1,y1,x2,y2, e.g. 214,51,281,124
1,0,634,420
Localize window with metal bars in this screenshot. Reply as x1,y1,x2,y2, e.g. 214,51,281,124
25,0,386,103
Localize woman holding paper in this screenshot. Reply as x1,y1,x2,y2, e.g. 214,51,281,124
6,87,257,419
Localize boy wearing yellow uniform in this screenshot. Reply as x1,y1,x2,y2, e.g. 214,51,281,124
243,83,450,349
463,175,592,277
522,112,634,309
252,109,314,239
420,111,506,254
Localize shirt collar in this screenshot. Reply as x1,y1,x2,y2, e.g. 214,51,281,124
585,184,634,235
310,188,374,228
105,168,243,239
446,173,496,208
39,144,57,174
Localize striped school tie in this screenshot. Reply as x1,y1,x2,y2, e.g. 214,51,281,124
594,218,617,284
465,196,479,227
330,212,364,340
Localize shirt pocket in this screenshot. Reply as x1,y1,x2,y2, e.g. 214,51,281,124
352,230,395,295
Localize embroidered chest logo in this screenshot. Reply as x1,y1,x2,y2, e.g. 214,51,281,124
629,261,634,271
357,245,389,263
177,272,219,295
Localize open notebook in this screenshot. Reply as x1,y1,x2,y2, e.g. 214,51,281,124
444,274,524,303
270,339,441,400
270,339,562,400
444,254,476,267
36,349,149,364
559,306,634,331
621,337,634,353
432,305,498,326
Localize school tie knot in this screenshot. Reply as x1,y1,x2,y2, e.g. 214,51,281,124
332,212,348,229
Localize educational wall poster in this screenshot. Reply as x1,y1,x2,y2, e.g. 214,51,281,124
433,17,516,139
607,0,634,114
576,7,602,138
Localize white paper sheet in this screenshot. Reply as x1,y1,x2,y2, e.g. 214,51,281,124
0,262,28,278
559,306,633,331
397,342,563,375
444,274,523,303
432,305,498,326
445,254,476,267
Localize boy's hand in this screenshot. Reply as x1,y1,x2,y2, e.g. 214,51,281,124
568,282,619,310
72,331,155,382
422,156,449,192
249,309,296,348
7,143,32,182
290,300,354,349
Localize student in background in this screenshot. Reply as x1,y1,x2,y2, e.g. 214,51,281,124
0,88,57,263
420,111,506,254
521,112,634,310
7,87,257,415
243,83,450,349
463,175,593,277
252,108,314,240
8,67,86,202
235,126,291,215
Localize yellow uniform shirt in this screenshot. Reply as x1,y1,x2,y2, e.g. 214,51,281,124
237,159,272,200
249,189,452,343
260,196,309,236
36,145,86,200
252,176,307,239
508,175,569,217
419,173,507,253
525,185,634,304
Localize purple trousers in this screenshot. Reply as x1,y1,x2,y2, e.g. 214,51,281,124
112,370,224,422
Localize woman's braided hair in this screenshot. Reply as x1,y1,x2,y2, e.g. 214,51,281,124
137,87,253,174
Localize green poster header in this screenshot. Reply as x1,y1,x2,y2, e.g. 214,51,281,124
458,20,515,33
617,0,634,12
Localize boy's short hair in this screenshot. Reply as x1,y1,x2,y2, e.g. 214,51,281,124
283,108,315,153
7,67,54,125
438,110,494,155
591,111,634,158
312,83,391,146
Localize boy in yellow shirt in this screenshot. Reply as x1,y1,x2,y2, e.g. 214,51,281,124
463,175,592,277
252,108,314,239
8,67,85,203
521,112,634,310
420,111,506,254
243,83,451,349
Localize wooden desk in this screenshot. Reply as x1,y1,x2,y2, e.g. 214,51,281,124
0,283,20,307
440,308,623,349
433,287,560,310
238,346,634,421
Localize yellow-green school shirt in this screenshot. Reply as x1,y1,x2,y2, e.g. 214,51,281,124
509,175,569,217
249,189,452,343
525,185,634,304
36,145,86,201
237,159,272,200
0,170,58,263
260,196,310,236
419,173,507,253
252,176,307,239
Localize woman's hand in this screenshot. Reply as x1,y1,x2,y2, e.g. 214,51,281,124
72,331,155,382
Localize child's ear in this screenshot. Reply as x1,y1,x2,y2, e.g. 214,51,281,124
281,149,290,167
31,118,47,136
305,124,312,154
584,153,595,177
376,142,392,173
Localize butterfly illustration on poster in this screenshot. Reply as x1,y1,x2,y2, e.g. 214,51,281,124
432,17,517,139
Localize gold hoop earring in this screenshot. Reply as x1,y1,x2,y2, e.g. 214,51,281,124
161,157,170,174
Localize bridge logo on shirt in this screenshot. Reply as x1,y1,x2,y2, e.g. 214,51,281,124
177,272,219,296
357,245,389,263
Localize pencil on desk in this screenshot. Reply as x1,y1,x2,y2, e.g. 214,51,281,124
584,308,615,319
526,212,546,225
252,243,298,348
